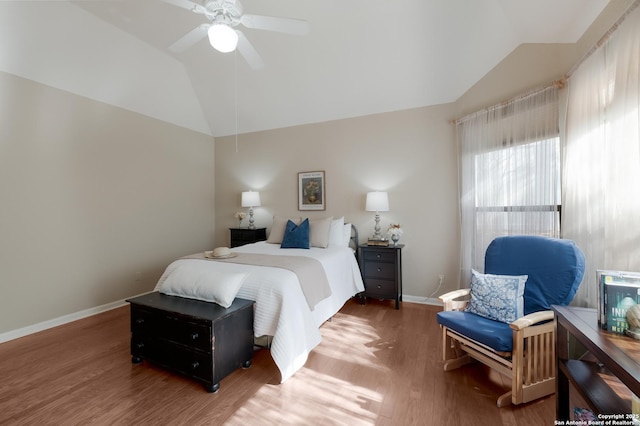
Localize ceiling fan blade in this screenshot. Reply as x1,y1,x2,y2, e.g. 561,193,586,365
236,31,264,70
240,14,310,36
168,24,209,53
160,0,208,15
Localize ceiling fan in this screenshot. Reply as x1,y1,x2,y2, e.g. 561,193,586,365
161,0,310,69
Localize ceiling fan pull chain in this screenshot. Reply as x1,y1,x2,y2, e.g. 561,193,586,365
235,49,238,153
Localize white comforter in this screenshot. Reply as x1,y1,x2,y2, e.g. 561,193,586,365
154,242,364,382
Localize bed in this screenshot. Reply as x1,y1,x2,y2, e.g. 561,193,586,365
153,217,364,383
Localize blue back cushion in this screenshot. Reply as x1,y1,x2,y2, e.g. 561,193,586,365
281,218,310,249
484,236,585,315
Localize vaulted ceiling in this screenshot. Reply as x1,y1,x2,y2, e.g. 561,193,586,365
0,1,609,137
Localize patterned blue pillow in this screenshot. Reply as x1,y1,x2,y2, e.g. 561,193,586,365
464,269,527,323
281,218,310,249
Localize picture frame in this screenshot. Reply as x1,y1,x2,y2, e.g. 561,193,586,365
298,171,326,211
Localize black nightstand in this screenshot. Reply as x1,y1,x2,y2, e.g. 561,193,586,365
229,228,266,248
359,244,403,309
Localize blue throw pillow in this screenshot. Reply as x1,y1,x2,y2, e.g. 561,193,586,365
464,269,527,323
281,218,310,249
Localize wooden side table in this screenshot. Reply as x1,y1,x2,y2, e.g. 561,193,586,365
359,244,403,309
553,305,640,421
229,227,266,248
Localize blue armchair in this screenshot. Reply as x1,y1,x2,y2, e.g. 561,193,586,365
437,236,585,406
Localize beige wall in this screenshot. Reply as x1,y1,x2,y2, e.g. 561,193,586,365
214,105,461,299
0,71,215,334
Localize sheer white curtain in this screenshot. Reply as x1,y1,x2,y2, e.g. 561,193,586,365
563,4,640,308
457,87,561,286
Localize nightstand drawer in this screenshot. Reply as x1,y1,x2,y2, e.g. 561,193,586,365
363,262,395,280
363,250,396,263
364,279,395,298
229,228,266,248
233,229,258,242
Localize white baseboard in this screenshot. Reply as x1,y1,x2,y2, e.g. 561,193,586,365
0,294,148,344
402,294,443,306
1,292,441,345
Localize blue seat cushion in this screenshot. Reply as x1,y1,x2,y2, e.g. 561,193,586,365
437,310,513,352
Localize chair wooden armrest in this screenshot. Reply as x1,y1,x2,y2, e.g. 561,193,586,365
510,310,554,331
438,289,470,311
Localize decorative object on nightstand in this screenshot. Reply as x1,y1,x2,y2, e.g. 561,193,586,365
229,227,266,248
359,243,403,309
387,223,402,246
365,191,389,243
241,191,261,229
234,211,246,228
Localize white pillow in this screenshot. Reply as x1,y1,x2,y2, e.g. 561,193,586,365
159,261,249,308
341,223,352,247
309,216,333,248
328,216,345,247
267,216,301,244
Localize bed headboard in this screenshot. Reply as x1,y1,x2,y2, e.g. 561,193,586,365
350,223,359,260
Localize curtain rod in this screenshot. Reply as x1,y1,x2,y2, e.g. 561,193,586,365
565,0,640,80
451,0,640,126
451,80,563,125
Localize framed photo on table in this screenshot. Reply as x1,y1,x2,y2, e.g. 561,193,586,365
298,171,325,211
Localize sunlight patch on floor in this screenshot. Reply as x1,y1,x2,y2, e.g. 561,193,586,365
223,310,388,425
226,367,382,425
312,311,392,373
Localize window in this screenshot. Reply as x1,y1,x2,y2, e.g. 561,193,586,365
457,86,560,280
474,136,561,241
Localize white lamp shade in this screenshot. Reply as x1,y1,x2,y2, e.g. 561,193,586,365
365,191,389,212
208,24,239,53
241,191,261,207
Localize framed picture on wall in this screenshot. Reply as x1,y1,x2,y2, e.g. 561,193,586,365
298,171,325,210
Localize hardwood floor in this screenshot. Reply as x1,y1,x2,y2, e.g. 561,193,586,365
0,298,555,425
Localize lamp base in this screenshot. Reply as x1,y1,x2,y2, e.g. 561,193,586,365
372,212,382,239
248,207,255,229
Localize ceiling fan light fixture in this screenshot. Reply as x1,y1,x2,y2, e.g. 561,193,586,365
208,23,238,53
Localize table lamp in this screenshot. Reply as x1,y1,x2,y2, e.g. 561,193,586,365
365,191,389,240
241,191,261,229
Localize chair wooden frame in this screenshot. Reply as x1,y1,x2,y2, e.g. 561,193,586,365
439,289,556,407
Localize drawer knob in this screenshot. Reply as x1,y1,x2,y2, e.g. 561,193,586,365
136,342,145,349
135,318,145,324
377,267,382,272
190,332,199,340
377,285,382,289
376,254,382,258
191,361,200,370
